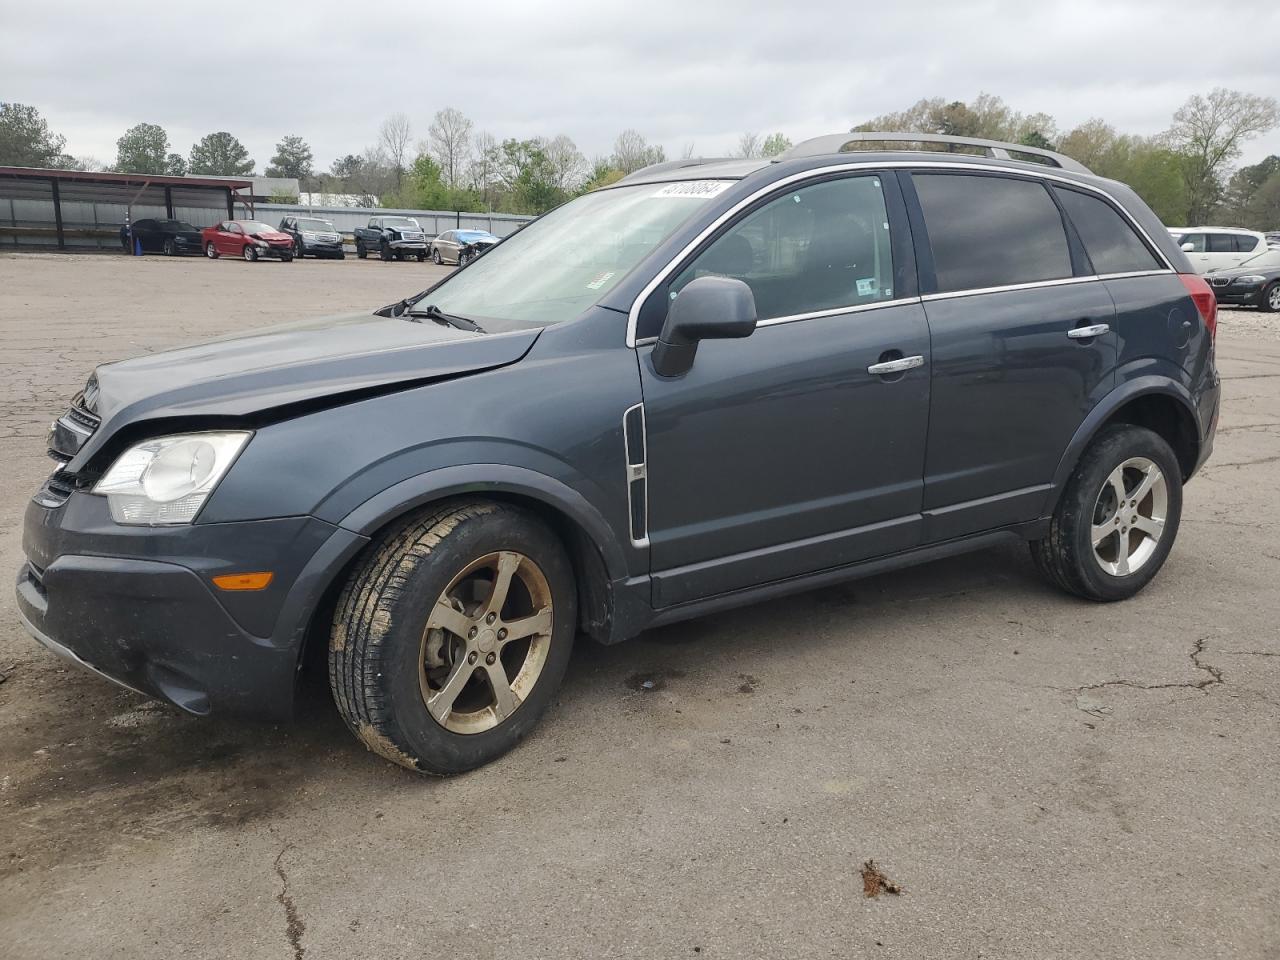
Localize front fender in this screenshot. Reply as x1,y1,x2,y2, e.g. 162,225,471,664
1040,364,1202,517
336,462,631,585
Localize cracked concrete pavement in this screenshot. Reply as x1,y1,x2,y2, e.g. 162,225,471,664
1,253,1278,959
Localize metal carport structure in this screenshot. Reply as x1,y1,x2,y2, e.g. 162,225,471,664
0,167,254,251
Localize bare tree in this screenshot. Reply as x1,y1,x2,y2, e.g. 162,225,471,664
470,131,501,210
427,107,473,189
736,132,762,158
1168,88,1280,223
611,129,665,174
378,113,413,190
544,134,586,191
681,142,697,160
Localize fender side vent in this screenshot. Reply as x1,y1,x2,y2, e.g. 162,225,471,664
623,404,648,547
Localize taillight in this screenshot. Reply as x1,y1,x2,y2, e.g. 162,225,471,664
1179,273,1217,339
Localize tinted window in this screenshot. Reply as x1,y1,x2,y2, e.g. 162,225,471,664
670,175,895,322
914,174,1071,292
1054,188,1161,275
1235,235,1260,253
1207,234,1235,253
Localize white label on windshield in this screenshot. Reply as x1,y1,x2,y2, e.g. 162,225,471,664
652,180,734,200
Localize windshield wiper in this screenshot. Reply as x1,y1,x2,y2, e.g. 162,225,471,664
405,303,485,333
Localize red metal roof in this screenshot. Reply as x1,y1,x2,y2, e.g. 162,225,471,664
0,165,253,189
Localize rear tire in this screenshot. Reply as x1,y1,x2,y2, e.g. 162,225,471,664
205,242,219,259
1261,281,1280,313
329,500,577,775
1030,424,1182,602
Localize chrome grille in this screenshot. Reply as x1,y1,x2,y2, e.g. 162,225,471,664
1210,277,1231,287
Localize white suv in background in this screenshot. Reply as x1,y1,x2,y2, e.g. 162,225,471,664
1169,226,1280,273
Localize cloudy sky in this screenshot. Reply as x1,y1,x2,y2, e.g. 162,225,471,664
4,0,1278,172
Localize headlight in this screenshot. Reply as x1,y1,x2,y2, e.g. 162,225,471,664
252,238,270,248
1234,275,1266,284
93,431,250,525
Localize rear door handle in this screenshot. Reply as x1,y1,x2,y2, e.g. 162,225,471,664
1067,323,1110,339
867,355,925,375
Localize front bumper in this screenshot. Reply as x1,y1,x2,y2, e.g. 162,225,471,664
388,241,427,250
17,490,367,718
256,244,296,260
1209,279,1264,306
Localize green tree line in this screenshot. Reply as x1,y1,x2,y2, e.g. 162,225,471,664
3,90,1277,225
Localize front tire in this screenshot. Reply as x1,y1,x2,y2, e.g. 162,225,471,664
356,241,367,259
1031,424,1182,601
295,241,305,260
380,241,392,262
163,239,176,257
1261,281,1280,313
243,245,258,262
432,248,442,265
329,500,577,775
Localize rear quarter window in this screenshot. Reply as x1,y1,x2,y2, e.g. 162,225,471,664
1053,187,1162,275
913,173,1072,293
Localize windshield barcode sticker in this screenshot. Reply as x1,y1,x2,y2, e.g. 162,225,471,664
652,180,735,200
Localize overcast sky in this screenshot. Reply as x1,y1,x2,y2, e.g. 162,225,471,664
4,0,1279,173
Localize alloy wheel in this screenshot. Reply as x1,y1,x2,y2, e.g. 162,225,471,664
1269,284,1280,312
419,551,554,734
1090,456,1168,576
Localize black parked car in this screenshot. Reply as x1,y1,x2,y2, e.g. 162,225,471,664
278,216,346,260
1205,265,1280,312
18,132,1220,775
119,219,204,256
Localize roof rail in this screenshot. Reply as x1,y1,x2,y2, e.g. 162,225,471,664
778,132,1092,175
615,157,736,185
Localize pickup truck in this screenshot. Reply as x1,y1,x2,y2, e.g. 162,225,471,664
353,216,429,261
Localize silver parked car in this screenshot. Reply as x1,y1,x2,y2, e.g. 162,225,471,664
430,229,500,266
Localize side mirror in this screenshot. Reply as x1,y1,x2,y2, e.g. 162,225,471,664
652,276,757,378
1181,241,1195,252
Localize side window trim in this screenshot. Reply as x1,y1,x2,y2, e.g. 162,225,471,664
634,170,918,341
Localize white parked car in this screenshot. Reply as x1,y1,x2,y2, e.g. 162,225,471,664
1168,226,1280,273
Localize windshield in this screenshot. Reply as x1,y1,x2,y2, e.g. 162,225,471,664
298,219,335,231
162,220,198,232
416,180,735,330
239,221,278,234
384,217,421,229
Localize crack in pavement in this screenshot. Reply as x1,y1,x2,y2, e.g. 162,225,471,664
1072,638,1223,712
273,844,306,960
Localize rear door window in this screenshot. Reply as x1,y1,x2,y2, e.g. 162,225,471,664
1053,187,1162,275
1206,234,1235,253
1235,235,1260,253
670,174,896,321
913,173,1072,292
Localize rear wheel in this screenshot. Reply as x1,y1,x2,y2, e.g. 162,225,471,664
1031,424,1182,601
329,500,576,775
205,242,219,259
1262,281,1280,313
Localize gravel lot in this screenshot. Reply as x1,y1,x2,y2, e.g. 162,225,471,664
1,253,1278,960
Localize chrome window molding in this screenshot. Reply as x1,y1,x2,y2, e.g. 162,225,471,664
631,296,924,346
624,160,1175,347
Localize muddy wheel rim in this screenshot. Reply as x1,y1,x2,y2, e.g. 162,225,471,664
419,551,553,734
1090,456,1168,577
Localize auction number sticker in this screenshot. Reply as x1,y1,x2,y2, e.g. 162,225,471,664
652,180,735,199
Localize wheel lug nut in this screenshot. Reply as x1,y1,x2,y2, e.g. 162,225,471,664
486,612,497,624
485,652,496,665
468,627,478,639
467,651,478,664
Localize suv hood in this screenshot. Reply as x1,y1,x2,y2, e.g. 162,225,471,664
79,313,539,462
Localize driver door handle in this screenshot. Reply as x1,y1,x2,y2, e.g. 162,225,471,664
867,355,925,375
1067,323,1110,339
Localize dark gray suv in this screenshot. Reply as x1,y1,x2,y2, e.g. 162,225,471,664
17,133,1220,774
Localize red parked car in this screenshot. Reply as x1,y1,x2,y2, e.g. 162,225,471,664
202,220,296,262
